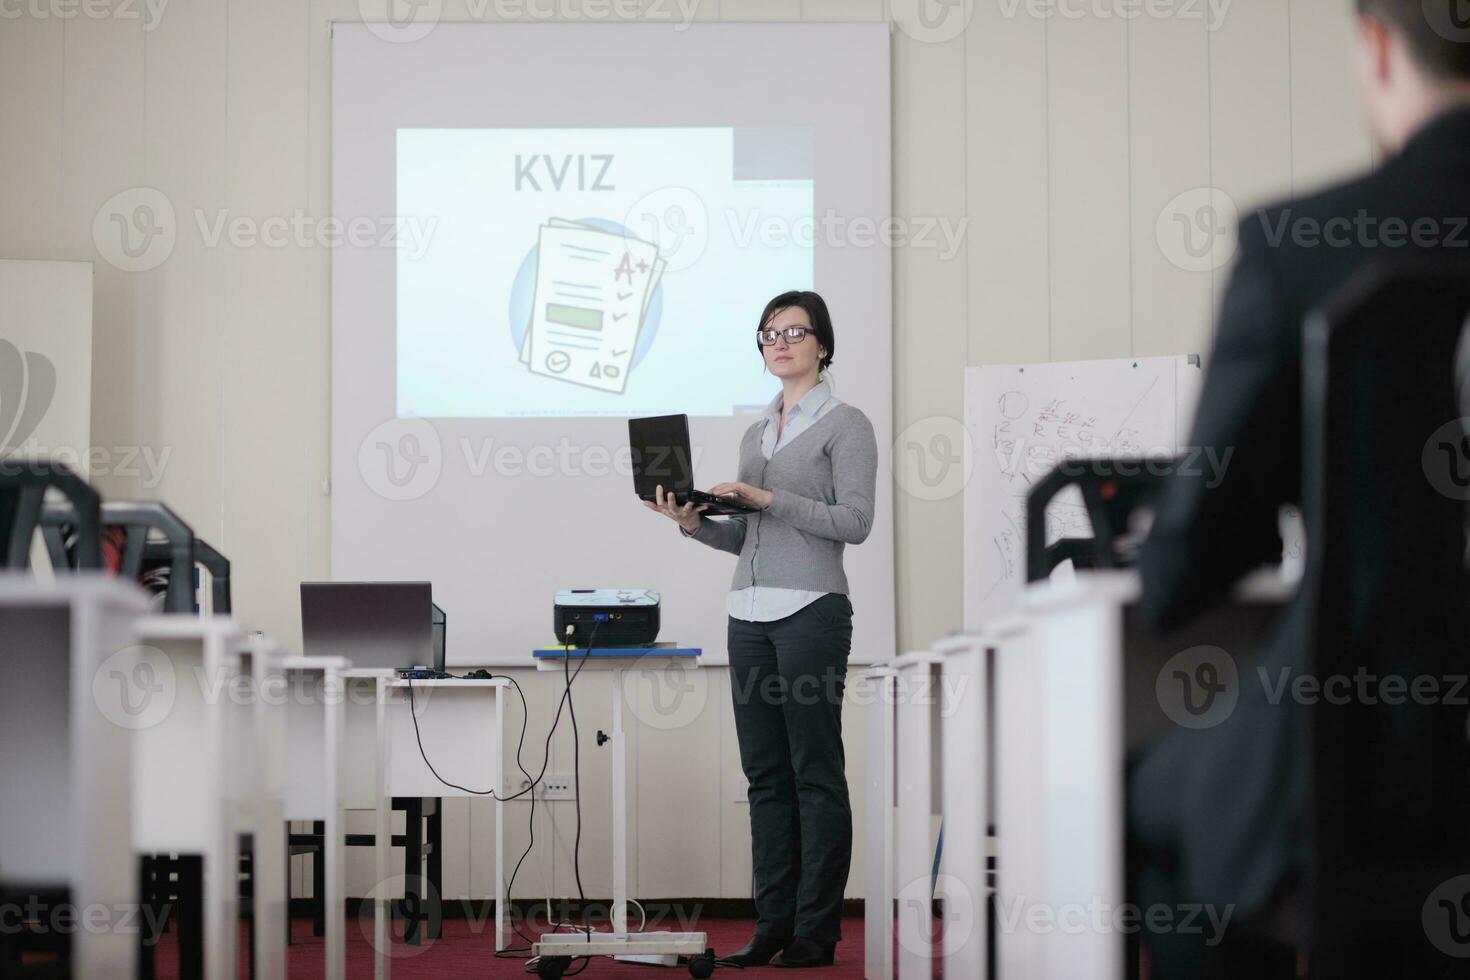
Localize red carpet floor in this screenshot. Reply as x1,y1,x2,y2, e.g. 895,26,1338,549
149,914,876,979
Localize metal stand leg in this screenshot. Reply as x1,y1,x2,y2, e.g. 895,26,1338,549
284,826,293,947
248,889,257,979
242,837,256,980
374,788,392,980
159,856,177,934
427,798,443,941
177,855,204,980
312,821,326,938
137,857,158,980
403,798,423,946
610,669,627,936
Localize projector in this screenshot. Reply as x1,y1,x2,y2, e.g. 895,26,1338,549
553,589,661,647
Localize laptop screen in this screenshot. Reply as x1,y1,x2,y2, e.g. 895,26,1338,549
300,581,433,669
628,414,695,497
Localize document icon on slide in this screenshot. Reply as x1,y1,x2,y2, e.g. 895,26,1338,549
519,219,665,394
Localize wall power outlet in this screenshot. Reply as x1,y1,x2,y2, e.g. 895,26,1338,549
502,773,576,801
540,774,575,800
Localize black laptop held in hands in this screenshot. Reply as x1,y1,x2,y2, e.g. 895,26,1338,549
629,414,758,517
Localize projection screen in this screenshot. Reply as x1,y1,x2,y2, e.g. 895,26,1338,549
331,22,892,665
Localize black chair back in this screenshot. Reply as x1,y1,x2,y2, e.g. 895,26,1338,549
0,459,101,569
1025,457,1175,581
39,500,198,613
1302,260,1470,972
189,537,231,614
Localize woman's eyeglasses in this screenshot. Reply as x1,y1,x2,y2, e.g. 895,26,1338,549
757,326,811,346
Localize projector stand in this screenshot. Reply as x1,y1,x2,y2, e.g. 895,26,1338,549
530,648,713,979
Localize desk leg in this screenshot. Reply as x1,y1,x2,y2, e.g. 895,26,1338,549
428,799,443,940
312,822,326,938
940,640,988,980
374,803,391,980
325,688,346,980
178,856,204,980
324,818,344,980
611,668,628,936
375,680,392,980
284,829,293,947
863,672,895,980
896,660,936,980
205,829,239,980
246,845,256,980
137,857,158,980
996,632,1043,977
1036,602,1124,978
403,798,423,945
494,685,506,953
255,800,287,980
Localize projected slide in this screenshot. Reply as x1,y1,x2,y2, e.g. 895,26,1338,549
396,127,814,418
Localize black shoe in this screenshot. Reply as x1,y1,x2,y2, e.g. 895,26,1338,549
716,933,789,967
770,936,836,968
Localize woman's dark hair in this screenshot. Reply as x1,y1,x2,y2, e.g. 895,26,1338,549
756,290,835,372
1357,0,1470,80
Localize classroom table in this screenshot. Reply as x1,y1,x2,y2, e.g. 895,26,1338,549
0,574,148,980
856,663,897,980
893,648,943,980
934,629,992,980
528,648,713,978
232,632,289,980
281,655,348,980
383,675,509,951
341,668,396,980
131,614,250,980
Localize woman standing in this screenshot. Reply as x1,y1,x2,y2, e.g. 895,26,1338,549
644,290,878,968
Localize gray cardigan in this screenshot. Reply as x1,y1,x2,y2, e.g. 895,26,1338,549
682,403,878,594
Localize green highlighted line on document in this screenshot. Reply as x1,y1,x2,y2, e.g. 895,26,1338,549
546,303,604,331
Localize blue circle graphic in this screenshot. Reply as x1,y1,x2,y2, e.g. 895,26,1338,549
508,218,664,372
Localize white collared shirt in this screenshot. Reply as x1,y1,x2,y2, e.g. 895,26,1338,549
727,377,843,622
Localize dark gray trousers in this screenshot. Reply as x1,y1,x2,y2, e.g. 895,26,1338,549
727,592,854,943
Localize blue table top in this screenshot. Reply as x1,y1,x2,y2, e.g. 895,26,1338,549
532,646,701,659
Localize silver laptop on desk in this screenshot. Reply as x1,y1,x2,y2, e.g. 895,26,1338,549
300,581,434,671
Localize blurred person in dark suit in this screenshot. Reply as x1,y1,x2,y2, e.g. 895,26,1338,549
1132,2,1470,976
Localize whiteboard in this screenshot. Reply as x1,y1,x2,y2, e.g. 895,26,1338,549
963,355,1203,628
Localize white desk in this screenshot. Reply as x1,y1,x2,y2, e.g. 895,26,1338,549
131,614,249,980
893,650,943,980
0,573,147,980
934,630,992,980
877,629,1003,980
887,591,1121,980
232,632,289,980
341,668,395,980
281,655,348,980
530,651,711,975
382,676,508,951
856,664,897,980
861,567,1293,980
995,570,1291,979
992,602,1044,978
